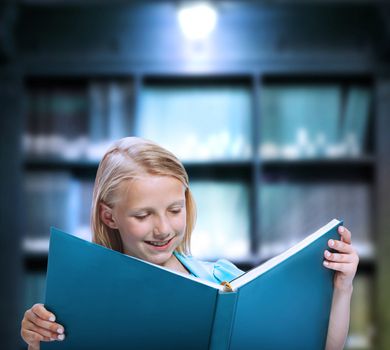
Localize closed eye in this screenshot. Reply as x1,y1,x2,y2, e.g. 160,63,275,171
134,213,150,221
169,207,183,215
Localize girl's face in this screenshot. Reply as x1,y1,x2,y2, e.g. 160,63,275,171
103,175,187,268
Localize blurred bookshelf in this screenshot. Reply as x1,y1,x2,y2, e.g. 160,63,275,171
137,78,253,162
11,2,390,349
20,73,377,350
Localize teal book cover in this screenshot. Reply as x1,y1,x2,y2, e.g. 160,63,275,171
42,219,341,350
228,218,341,350
42,228,222,350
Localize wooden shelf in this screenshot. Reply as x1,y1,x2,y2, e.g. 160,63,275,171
24,157,100,169
261,157,375,181
262,156,375,166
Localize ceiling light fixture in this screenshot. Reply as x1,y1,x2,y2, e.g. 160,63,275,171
177,2,218,41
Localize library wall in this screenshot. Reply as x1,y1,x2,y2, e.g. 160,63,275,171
0,66,24,350
1,2,390,349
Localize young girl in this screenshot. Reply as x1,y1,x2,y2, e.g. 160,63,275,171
21,137,359,350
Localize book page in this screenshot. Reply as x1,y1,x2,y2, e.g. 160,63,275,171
229,218,341,290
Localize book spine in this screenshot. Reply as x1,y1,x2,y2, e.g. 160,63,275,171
208,291,238,350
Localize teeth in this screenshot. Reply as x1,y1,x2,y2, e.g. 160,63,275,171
147,240,169,247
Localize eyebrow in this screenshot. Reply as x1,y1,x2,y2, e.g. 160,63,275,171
169,200,186,207
130,200,185,213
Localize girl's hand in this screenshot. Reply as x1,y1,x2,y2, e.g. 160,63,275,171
21,303,65,349
323,226,359,292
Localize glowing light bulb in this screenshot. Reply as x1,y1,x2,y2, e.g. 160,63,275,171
178,2,218,40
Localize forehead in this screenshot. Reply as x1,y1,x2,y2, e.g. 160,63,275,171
118,175,185,207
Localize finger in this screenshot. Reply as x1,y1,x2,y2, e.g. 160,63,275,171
328,239,354,254
31,303,56,322
23,329,46,344
323,260,354,272
24,319,65,341
338,226,351,244
24,329,56,344
324,250,356,264
31,313,65,336
25,309,65,335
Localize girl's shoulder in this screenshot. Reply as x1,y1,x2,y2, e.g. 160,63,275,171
174,251,244,284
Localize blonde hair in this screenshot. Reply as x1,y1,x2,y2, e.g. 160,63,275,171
91,137,196,255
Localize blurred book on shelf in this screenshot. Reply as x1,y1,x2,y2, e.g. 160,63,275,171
23,172,93,254
346,274,374,350
260,84,371,160
259,182,373,261
24,272,46,311
190,180,250,261
23,80,134,161
69,178,94,242
24,171,75,241
342,87,372,157
136,85,252,161
23,86,88,160
87,80,133,160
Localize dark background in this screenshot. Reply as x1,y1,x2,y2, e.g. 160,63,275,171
1,1,390,349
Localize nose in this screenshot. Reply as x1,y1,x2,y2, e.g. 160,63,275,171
153,215,171,239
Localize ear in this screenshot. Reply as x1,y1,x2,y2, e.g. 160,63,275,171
99,203,118,229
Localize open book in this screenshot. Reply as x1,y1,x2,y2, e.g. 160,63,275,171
42,219,342,350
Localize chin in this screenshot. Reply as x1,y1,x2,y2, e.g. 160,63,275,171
147,252,174,267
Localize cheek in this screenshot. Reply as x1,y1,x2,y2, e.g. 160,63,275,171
172,212,187,232
119,219,153,240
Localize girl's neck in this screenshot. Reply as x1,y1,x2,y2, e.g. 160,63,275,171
162,252,190,275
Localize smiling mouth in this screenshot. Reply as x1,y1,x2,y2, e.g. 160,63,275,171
144,237,174,247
